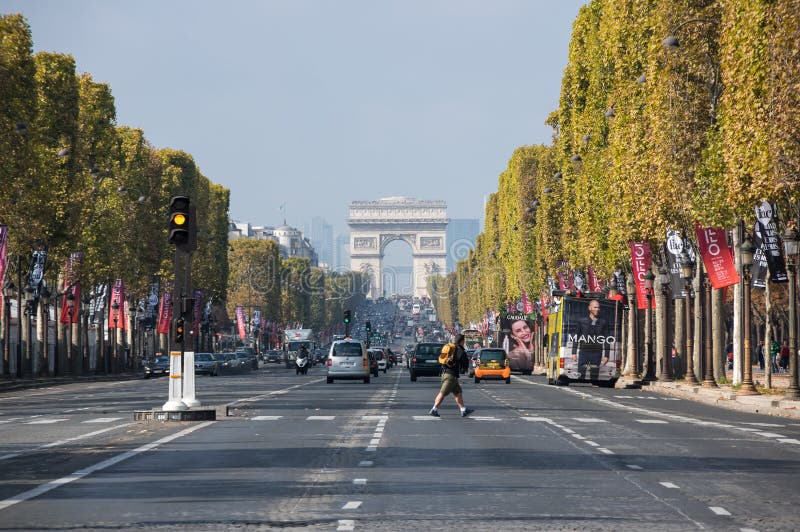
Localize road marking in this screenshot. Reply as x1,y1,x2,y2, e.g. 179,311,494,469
742,422,783,427
753,432,786,438
732,427,761,432
25,419,68,424
626,464,644,470
584,441,600,447
369,438,380,445
573,418,607,423
636,419,669,424
709,506,731,516
660,482,680,489
359,461,373,467
562,428,576,434
522,416,553,423
598,448,614,454
337,519,355,531
353,479,367,485
366,446,377,452
306,416,335,420
0,421,213,511
342,501,362,510
251,416,282,421
471,416,501,421
777,438,800,444
83,417,124,424
412,416,439,420
362,415,388,421
571,434,586,440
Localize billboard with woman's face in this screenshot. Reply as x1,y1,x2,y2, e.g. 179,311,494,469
500,314,534,373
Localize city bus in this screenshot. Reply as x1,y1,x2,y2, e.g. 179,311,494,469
545,295,622,387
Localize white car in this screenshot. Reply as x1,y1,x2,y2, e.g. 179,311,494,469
377,358,387,372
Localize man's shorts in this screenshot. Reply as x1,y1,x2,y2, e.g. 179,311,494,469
439,373,462,396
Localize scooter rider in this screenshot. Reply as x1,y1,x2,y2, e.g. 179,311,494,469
296,345,310,374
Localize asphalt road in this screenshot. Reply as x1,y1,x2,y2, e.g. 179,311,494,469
1,361,799,531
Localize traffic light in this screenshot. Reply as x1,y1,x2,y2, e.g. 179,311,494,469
175,317,185,344
343,310,351,324
365,320,371,332
168,195,190,247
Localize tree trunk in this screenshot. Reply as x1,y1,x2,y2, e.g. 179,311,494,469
713,287,725,380
765,269,773,389
655,276,666,378
694,260,703,379
733,223,743,385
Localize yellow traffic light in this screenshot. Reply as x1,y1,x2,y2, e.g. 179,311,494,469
172,213,186,226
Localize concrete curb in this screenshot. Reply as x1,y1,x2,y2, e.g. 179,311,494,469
0,373,141,393
645,381,800,420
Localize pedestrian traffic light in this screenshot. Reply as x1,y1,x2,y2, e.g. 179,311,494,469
175,317,185,344
343,310,351,324
365,320,371,332
168,195,190,247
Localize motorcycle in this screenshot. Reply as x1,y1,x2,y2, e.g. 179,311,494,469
295,354,309,375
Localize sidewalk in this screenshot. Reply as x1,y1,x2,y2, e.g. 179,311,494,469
0,373,141,393
617,376,800,420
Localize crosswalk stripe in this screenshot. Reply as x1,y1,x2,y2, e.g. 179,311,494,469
25,419,68,424
83,418,124,424
636,419,669,424
306,416,335,420
573,418,608,423
251,416,282,421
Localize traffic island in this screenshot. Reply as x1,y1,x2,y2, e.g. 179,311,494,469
134,407,218,422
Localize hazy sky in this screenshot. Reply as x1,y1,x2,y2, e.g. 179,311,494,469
7,0,585,238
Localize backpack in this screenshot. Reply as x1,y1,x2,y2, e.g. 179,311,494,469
438,343,457,367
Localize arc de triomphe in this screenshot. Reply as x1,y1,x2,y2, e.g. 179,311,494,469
349,197,448,298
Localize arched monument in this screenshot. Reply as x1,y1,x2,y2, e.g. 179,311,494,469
349,197,448,298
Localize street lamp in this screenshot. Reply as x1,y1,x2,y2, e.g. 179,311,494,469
65,292,75,375
681,251,699,384
40,286,50,376
2,280,14,377
643,270,656,382
23,285,35,378
659,267,673,381
739,236,759,395
782,225,800,400
111,301,119,374
701,270,717,387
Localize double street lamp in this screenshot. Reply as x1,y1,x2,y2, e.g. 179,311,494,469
40,287,50,376
2,280,14,376
659,267,673,381
23,285,35,378
643,270,656,382
783,225,800,400
738,237,759,395
681,251,699,384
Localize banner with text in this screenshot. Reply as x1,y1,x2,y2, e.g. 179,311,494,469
157,284,173,335
755,201,788,283
59,252,82,323
629,241,655,310
236,306,246,340
695,224,739,289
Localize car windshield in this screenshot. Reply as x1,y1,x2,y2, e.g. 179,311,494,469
333,343,362,356
195,354,213,361
150,357,168,365
416,344,444,356
480,350,506,362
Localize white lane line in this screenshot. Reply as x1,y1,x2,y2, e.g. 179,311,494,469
251,416,282,421
359,461,373,467
25,419,68,425
366,446,377,452
732,427,761,432
660,482,680,489
412,416,439,420
337,519,355,531
0,421,213,511
572,418,607,423
82,417,124,424
369,438,381,445
40,424,132,449
626,464,644,470
522,416,553,423
374,427,384,433
471,417,501,421
561,428,576,434
571,434,586,440
740,528,759,532
598,448,614,454
742,422,783,427
753,432,786,438
709,506,731,516
353,479,367,485
584,441,600,447
342,501,362,510
306,416,335,421
362,415,388,421
777,438,800,444
636,419,669,424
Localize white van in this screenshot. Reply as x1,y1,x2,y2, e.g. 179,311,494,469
327,340,370,384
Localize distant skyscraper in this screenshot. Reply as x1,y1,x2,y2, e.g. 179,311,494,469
334,233,350,271
310,217,334,267
446,219,480,272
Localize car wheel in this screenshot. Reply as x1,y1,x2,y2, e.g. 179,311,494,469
505,377,511,384
474,377,480,383
326,377,333,384
364,376,370,384
410,373,417,382
144,373,150,379
382,369,387,373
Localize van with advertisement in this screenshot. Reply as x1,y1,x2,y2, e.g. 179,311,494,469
545,294,622,387
283,329,315,368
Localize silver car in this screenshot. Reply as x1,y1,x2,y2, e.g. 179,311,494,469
326,340,370,384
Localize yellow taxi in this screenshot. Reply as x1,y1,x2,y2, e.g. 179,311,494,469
474,348,511,384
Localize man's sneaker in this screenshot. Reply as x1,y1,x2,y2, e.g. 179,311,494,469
461,408,474,418
429,409,440,417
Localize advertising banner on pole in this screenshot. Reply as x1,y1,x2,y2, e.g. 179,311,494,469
236,306,246,339
694,224,740,289
629,241,655,310
0,225,7,291
157,284,173,335
755,201,788,283
664,230,690,299
59,252,82,323
108,279,126,329
752,222,769,289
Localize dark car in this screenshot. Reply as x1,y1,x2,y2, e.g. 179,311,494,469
194,352,219,376
263,350,282,363
143,356,170,379
409,342,445,381
212,353,241,374
235,352,257,371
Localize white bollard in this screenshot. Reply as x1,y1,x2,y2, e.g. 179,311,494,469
162,351,188,411
182,351,201,407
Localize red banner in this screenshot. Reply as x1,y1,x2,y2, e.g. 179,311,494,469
236,306,246,339
157,287,172,335
695,224,740,289
587,266,602,292
630,241,656,310
521,291,534,315
108,279,126,329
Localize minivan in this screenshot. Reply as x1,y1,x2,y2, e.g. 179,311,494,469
327,340,370,384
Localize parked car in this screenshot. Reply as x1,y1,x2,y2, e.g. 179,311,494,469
194,352,219,376
143,356,170,379
409,342,445,381
474,348,511,384
327,340,370,384
212,353,241,374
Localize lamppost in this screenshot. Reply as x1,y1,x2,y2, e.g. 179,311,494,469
2,280,14,377
40,287,50,376
643,270,656,382
738,236,759,395
681,251,699,384
65,292,75,375
111,301,119,374
23,285,35,378
782,225,799,400
702,270,718,387
659,267,673,381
